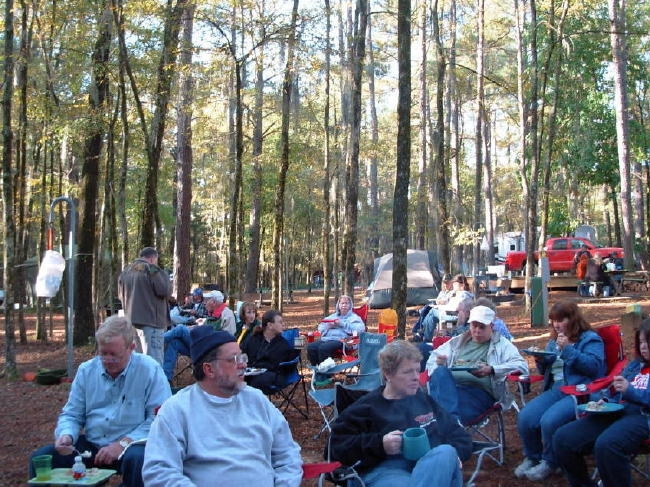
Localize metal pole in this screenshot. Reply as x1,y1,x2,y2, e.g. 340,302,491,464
48,197,77,378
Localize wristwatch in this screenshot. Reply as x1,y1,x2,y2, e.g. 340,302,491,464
119,438,132,450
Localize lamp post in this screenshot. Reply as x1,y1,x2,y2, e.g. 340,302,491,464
47,197,77,378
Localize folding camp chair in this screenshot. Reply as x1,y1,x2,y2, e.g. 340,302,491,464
303,383,368,486
309,332,387,438
377,309,398,341
264,350,309,418
560,323,627,415
419,366,506,487
262,328,309,418
352,304,368,324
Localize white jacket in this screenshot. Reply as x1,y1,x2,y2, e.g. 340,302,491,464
426,331,528,410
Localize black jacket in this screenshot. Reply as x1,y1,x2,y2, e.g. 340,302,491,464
329,387,473,473
241,333,294,372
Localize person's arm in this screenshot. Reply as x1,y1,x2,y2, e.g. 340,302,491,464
54,367,88,443
425,338,455,374
269,406,303,487
170,306,194,325
342,314,365,335
329,405,387,470
560,332,605,379
150,265,172,299
491,340,528,377
142,411,197,487
220,309,237,335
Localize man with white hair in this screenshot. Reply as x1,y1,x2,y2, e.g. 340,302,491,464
200,290,236,335
426,305,528,423
162,289,236,382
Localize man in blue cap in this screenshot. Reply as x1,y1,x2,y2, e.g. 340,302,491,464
144,327,302,486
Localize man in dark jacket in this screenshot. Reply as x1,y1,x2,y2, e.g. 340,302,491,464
118,247,171,365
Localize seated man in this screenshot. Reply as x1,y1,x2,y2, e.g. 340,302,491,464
426,305,528,423
169,296,196,327
163,291,237,381
241,309,296,391
28,316,171,487
143,327,303,486
198,290,237,335
182,287,208,320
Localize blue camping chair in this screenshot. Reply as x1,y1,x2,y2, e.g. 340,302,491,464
263,328,309,418
309,332,387,438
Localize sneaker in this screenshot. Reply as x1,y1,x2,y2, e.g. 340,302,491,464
514,458,538,478
525,460,559,481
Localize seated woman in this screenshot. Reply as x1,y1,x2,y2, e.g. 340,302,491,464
412,274,453,342
241,309,296,392
329,341,472,487
515,301,605,482
422,274,474,334
553,318,650,487
236,301,261,344
306,294,365,367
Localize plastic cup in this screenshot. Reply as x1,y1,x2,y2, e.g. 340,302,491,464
402,427,430,461
32,454,52,481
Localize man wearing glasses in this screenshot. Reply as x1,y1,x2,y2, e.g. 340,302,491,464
425,305,528,423
28,316,171,487
143,327,302,486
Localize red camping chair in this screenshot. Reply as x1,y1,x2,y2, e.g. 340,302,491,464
353,304,368,324
560,324,627,415
377,308,398,342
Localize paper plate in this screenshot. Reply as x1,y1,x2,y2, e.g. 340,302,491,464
245,367,267,376
577,402,624,414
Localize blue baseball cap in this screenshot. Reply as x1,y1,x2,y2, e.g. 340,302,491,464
192,288,203,296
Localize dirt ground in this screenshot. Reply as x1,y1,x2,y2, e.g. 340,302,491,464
2,288,649,486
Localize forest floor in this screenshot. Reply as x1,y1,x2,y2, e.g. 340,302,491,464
1,288,649,486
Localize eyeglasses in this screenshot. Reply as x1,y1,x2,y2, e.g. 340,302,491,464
213,353,248,366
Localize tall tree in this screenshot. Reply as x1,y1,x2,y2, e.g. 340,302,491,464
342,0,368,298
140,0,187,248
392,0,411,338
473,0,486,279
172,2,195,300
2,0,17,378
75,2,113,344
271,0,299,310
609,0,634,268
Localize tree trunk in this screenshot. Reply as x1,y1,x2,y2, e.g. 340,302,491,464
75,2,112,345
245,41,265,294
322,0,333,315
342,0,368,298
140,0,186,248
173,2,195,300
2,0,17,378
415,0,428,251
608,0,634,269
473,0,485,278
271,0,299,310
392,0,410,338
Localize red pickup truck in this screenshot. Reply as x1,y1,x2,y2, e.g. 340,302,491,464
504,237,624,274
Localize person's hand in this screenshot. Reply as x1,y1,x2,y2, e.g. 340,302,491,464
329,319,340,329
94,442,123,466
612,375,629,394
382,430,403,455
436,354,448,366
472,364,494,377
556,333,571,350
54,435,75,455
196,318,205,326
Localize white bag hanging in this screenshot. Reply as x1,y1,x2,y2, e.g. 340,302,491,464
35,250,66,298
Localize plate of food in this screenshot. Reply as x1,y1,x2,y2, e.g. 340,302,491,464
577,401,625,414
244,367,267,376
522,347,557,357
449,360,481,372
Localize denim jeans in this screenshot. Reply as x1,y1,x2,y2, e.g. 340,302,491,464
517,385,576,467
135,326,164,365
553,409,648,487
428,366,494,424
29,435,145,487
307,339,343,365
361,444,462,487
163,325,191,380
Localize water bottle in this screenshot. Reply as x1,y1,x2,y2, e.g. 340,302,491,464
72,456,86,480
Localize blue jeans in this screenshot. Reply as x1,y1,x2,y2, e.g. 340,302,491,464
517,385,575,467
307,339,343,366
163,325,191,380
361,444,462,487
553,409,648,487
135,326,164,365
428,366,494,424
29,435,145,487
